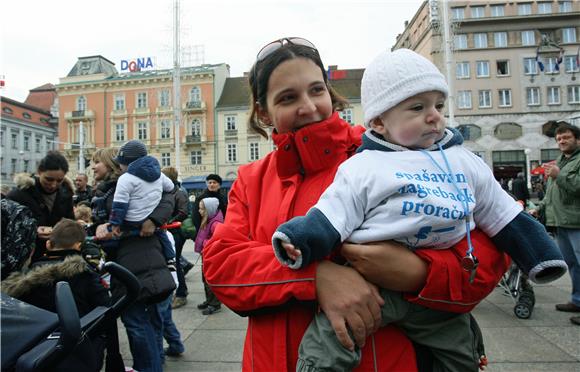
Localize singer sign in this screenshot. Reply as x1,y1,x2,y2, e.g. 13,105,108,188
120,57,155,72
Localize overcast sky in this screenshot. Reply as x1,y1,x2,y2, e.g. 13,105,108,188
1,0,424,102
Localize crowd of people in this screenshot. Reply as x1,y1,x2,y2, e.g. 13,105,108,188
1,37,578,372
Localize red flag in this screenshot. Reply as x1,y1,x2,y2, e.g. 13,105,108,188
330,70,347,80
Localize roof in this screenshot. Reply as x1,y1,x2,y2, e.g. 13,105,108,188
66,55,118,78
24,83,57,112
329,69,364,100
216,77,251,108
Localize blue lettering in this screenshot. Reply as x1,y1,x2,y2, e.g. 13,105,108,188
401,201,414,215
121,60,128,70
145,57,153,68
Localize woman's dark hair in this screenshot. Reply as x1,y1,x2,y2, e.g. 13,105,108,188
37,150,69,174
248,43,348,139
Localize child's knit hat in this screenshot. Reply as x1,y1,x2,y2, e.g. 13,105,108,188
116,140,148,165
361,48,449,127
202,197,219,219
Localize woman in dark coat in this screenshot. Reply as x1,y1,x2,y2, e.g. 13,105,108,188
7,151,74,262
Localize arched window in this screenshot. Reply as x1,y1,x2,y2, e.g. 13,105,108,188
191,118,201,137
76,96,86,111
457,124,482,141
494,123,522,140
189,87,201,103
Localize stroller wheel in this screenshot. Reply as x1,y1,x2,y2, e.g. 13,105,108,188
514,303,532,319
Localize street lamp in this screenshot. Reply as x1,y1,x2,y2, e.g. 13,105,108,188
524,148,532,190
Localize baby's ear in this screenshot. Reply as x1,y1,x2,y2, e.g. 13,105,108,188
370,117,385,131
72,241,83,251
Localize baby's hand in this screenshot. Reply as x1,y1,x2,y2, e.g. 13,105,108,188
111,225,122,237
282,242,301,262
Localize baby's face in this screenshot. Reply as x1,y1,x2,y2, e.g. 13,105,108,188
372,91,446,149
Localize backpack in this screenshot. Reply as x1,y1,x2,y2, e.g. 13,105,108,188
1,199,37,280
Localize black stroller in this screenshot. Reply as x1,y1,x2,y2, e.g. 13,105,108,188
499,262,536,319
1,262,140,372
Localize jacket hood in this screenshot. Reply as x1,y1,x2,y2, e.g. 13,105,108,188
14,173,74,194
202,197,220,219
357,127,464,153
1,255,89,298
271,112,364,179
127,156,161,182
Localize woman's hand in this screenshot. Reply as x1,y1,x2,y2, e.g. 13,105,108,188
37,226,53,240
316,260,384,351
95,223,113,240
140,219,156,237
341,241,428,292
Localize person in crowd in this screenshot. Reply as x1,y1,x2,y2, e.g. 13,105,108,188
531,123,580,326
2,218,110,371
90,147,176,372
191,174,227,234
161,167,190,310
74,173,93,206
7,151,74,262
511,171,530,207
109,140,176,269
1,198,37,280
194,197,224,315
202,37,511,371
75,204,93,227
272,49,566,371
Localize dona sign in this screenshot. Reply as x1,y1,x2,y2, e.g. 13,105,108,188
120,57,155,72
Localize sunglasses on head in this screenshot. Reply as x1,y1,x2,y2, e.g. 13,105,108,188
256,37,317,62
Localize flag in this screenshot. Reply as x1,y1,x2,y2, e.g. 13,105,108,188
535,48,545,72
554,48,563,72
330,70,347,80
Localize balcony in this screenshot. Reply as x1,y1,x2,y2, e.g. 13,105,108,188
183,100,206,112
185,135,202,144
224,129,238,137
64,109,94,121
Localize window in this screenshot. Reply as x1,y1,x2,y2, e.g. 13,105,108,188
35,137,41,152
339,108,354,124
524,58,538,75
491,4,504,17
160,120,171,139
225,116,237,131
23,135,30,151
494,123,522,140
159,90,170,107
547,87,560,105
521,31,536,46
454,34,468,49
189,86,201,103
23,160,29,173
161,153,171,167
2,107,13,114
115,124,125,142
567,86,580,104
562,28,577,43
478,90,492,108
137,92,147,108
11,159,17,174
474,33,488,48
457,125,482,141
457,91,472,109
22,112,31,119
451,7,465,20
456,62,470,79
559,1,572,12
11,133,18,149
527,87,541,106
76,96,86,111
499,89,512,107
137,121,148,140
114,94,125,110
476,61,490,77
538,2,552,14
190,150,202,165
494,32,508,47
191,119,201,136
226,143,238,163
518,3,532,15
497,60,510,76
471,6,485,18
249,142,260,161
0,131,3,146
546,57,560,74
564,56,579,72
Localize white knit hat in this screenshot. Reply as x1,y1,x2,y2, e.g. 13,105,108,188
201,197,219,219
361,49,449,127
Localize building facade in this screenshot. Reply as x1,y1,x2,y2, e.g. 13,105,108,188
0,97,58,187
394,0,580,180
214,67,365,179
56,55,229,181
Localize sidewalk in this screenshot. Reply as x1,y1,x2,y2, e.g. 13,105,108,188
118,240,579,371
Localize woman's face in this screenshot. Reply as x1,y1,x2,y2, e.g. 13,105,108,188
199,201,206,217
38,169,65,194
92,159,110,181
259,58,332,134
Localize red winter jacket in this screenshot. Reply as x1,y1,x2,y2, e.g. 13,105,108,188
204,113,509,372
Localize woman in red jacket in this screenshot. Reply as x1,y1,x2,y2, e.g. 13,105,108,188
203,38,509,371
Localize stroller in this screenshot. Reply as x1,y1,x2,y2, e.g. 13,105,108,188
498,262,536,319
1,261,141,372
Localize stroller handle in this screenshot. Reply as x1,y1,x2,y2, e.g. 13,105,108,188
55,282,81,351
103,262,141,316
